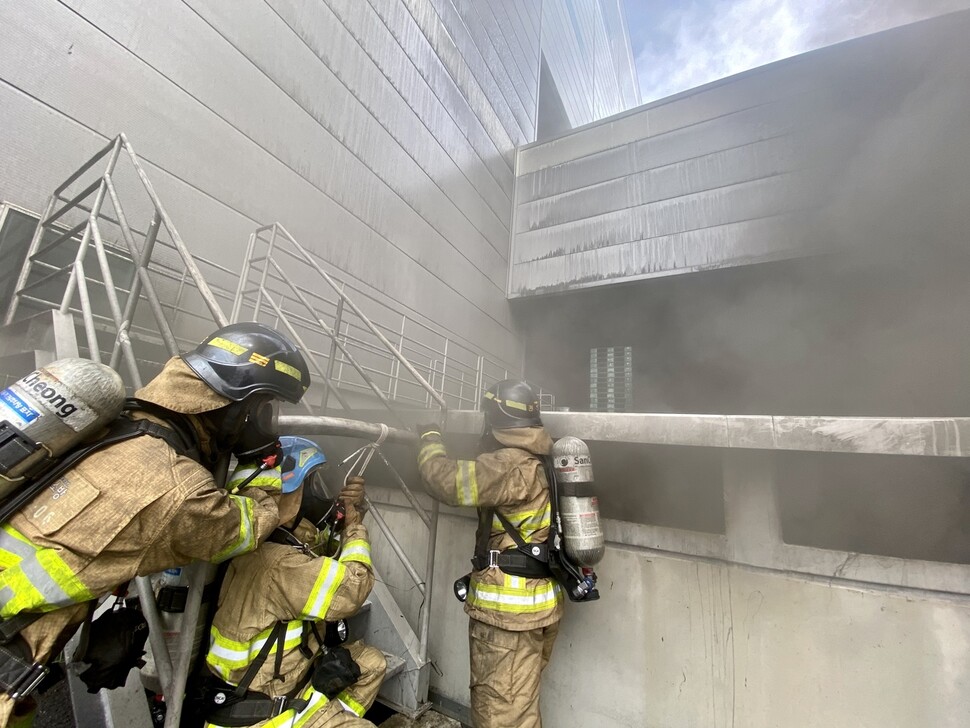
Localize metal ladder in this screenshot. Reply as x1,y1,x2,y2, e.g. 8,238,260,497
0,135,463,723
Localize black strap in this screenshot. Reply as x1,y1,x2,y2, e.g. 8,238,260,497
233,622,284,698
207,694,310,726
272,622,286,681
0,403,201,527
494,511,543,557
0,615,41,646
471,507,494,569
470,507,551,577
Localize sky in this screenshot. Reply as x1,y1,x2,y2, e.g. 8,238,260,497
622,0,970,103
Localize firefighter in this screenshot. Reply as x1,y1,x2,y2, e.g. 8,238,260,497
416,380,563,728
202,437,384,728
0,322,310,727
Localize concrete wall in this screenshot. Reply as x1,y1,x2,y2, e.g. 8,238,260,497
511,10,970,296
0,0,541,367
355,417,970,727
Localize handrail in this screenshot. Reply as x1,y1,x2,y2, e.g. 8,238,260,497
267,223,447,411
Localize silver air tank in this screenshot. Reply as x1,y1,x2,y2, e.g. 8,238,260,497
0,358,126,498
551,436,604,566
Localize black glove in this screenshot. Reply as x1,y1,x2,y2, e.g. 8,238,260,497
310,646,361,698
415,423,441,438
77,606,149,693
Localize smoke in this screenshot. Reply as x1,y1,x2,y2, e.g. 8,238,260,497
516,12,970,562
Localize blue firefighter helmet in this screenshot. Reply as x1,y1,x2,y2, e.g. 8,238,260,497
279,436,327,494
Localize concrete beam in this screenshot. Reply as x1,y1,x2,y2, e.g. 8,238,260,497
447,410,970,457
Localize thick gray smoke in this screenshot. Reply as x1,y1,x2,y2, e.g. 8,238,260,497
515,12,970,563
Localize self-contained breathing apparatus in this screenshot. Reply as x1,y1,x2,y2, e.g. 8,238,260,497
0,359,201,701
453,380,604,604
0,324,312,705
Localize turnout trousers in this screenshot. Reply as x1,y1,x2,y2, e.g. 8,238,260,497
468,618,559,728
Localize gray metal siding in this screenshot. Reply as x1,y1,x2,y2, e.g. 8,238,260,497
511,12,970,296
0,0,540,367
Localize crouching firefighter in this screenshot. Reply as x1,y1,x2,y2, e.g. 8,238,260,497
415,379,599,728
202,436,385,728
0,323,310,727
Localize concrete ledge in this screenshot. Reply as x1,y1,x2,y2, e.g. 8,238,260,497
446,410,970,457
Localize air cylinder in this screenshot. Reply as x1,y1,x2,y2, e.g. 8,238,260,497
0,358,126,498
551,436,604,566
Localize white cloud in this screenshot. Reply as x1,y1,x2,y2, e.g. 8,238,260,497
635,0,970,103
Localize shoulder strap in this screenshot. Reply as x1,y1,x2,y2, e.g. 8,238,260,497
0,414,186,527
0,403,205,641
122,398,202,463
233,621,284,698
472,507,494,567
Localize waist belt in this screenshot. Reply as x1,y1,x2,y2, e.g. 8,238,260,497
205,689,310,727
0,637,48,701
471,545,551,579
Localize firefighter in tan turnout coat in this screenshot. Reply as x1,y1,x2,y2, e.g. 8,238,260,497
416,380,563,728
203,437,384,728
0,323,310,727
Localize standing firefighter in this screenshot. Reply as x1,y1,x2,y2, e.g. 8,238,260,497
0,323,310,727
416,380,562,728
202,436,384,728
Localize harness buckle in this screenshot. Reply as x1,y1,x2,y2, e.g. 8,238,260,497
487,550,501,568
9,662,48,700
271,695,288,717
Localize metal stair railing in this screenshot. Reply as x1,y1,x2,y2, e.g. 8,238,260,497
3,134,231,728
231,224,455,710
232,223,515,413
280,414,439,714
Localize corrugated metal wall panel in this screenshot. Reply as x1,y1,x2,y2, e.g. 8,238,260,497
364,0,518,196
511,14,970,296
0,0,540,367
440,0,534,141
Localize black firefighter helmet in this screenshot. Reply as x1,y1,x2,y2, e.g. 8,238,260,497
482,379,542,430
182,322,310,404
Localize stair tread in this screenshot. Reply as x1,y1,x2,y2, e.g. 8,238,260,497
382,652,407,679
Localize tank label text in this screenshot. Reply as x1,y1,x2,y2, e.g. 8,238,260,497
15,371,99,432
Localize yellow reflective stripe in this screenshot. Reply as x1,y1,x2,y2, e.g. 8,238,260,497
301,558,346,619
212,494,257,563
0,525,94,618
504,399,528,411
466,578,562,614
274,359,303,383
209,337,247,356
205,620,304,679
493,504,551,542
418,443,446,467
227,464,282,493
339,539,371,568
336,690,367,717
456,460,479,506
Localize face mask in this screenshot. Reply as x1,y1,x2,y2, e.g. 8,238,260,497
231,399,280,459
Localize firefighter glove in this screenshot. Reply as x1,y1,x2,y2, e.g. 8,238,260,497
342,501,362,528
77,606,149,693
415,423,441,438
339,476,366,508
310,646,361,698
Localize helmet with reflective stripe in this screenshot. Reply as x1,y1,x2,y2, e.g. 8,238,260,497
182,322,310,404
279,435,327,494
482,379,542,429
